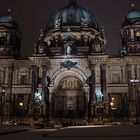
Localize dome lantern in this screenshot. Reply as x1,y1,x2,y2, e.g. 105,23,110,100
68,0,77,6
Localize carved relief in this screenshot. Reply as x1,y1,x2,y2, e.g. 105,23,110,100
58,76,82,90
111,71,121,83
108,66,122,83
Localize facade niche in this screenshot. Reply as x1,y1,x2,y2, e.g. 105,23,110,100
19,74,28,85
19,73,28,85
111,71,121,84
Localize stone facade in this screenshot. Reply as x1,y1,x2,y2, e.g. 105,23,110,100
0,0,140,124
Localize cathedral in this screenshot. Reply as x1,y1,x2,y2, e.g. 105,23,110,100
0,0,140,125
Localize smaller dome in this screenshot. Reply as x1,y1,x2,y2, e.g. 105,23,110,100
0,15,22,58
0,15,12,22
125,9,140,20
122,8,140,26
0,15,20,30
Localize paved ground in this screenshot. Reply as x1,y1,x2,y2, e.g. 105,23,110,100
0,124,140,140
0,125,36,135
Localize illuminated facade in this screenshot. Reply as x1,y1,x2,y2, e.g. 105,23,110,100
0,0,140,124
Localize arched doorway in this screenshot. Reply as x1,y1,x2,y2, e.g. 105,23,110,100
52,76,86,119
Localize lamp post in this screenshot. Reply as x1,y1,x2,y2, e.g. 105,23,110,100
19,102,23,125
110,101,114,119
0,88,5,125
109,97,117,120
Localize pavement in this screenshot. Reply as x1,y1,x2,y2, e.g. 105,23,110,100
0,124,108,136
0,125,37,135
0,124,140,140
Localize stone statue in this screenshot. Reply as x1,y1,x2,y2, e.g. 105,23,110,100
66,45,72,55
54,18,60,28
64,44,72,55
34,89,42,102
81,17,88,26
95,89,103,102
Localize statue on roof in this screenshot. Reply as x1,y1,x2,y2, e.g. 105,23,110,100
64,43,72,55
54,18,60,28
68,0,77,6
82,17,88,27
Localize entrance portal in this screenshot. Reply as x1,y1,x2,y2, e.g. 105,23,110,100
52,76,86,118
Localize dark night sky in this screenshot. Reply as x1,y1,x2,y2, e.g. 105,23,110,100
0,0,140,57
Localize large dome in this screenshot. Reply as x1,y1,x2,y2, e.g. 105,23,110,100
34,0,106,56
45,0,102,33
0,15,20,31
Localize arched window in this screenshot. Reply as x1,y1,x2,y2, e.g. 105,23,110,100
0,35,5,45
0,32,7,45
135,29,140,42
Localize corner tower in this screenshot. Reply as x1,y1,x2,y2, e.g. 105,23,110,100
121,4,140,56
0,10,22,58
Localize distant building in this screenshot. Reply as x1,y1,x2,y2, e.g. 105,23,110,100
0,0,140,124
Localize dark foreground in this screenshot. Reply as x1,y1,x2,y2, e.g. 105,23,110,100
0,124,140,140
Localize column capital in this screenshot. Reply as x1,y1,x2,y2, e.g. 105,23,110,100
100,64,106,70
42,65,48,71
31,65,38,71
90,64,96,70
126,64,132,70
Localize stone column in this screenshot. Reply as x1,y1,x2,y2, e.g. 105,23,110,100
31,65,38,101
122,66,126,83
8,65,14,120
29,65,38,117
41,65,50,120
90,64,96,103
127,65,133,100
85,94,89,120
100,64,107,101
100,64,108,119
89,64,96,119
127,64,136,120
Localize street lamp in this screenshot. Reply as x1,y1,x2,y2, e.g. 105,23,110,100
109,97,118,119
19,102,24,125
19,102,23,107
110,97,116,110
110,102,114,107
0,88,5,125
